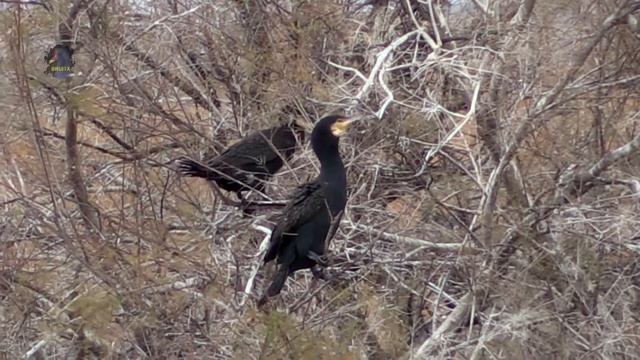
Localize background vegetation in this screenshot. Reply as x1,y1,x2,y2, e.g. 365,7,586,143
1,0,639,358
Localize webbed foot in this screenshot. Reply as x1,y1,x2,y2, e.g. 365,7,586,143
308,251,329,267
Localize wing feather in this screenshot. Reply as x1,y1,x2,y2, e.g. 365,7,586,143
264,181,326,263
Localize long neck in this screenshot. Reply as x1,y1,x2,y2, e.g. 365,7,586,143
313,136,347,214
316,141,346,187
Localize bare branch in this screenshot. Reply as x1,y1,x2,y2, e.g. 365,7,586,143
509,0,536,25
65,110,100,230
583,132,640,180
409,292,475,358
241,224,272,307
350,223,466,251
481,1,639,245
23,338,49,359
118,32,220,113
0,0,50,11
467,0,493,17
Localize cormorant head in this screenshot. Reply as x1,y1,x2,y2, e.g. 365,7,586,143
330,116,353,137
310,115,352,155
312,115,352,137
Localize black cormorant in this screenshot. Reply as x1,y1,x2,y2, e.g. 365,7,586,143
178,123,305,201
260,115,352,304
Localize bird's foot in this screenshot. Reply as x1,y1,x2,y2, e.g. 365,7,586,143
239,196,256,217
311,265,328,280
257,295,269,308
308,251,330,267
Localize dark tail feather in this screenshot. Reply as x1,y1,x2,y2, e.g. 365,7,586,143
266,267,289,297
177,158,213,179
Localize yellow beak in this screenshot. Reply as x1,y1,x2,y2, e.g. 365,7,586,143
331,119,353,136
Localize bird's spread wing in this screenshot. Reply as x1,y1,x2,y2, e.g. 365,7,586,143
264,181,327,262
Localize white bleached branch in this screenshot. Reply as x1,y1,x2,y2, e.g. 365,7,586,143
585,132,640,179
23,338,50,359
350,223,465,251
355,30,420,101
410,292,474,358
240,224,272,306
326,60,367,82
375,54,395,119
424,77,482,162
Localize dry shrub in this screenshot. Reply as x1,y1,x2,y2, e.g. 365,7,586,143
1,0,640,359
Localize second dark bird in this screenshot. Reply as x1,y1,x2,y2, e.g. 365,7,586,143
260,115,352,305
178,122,305,202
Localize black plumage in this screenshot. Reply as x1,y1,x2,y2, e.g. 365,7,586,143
178,123,304,200
260,115,352,303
